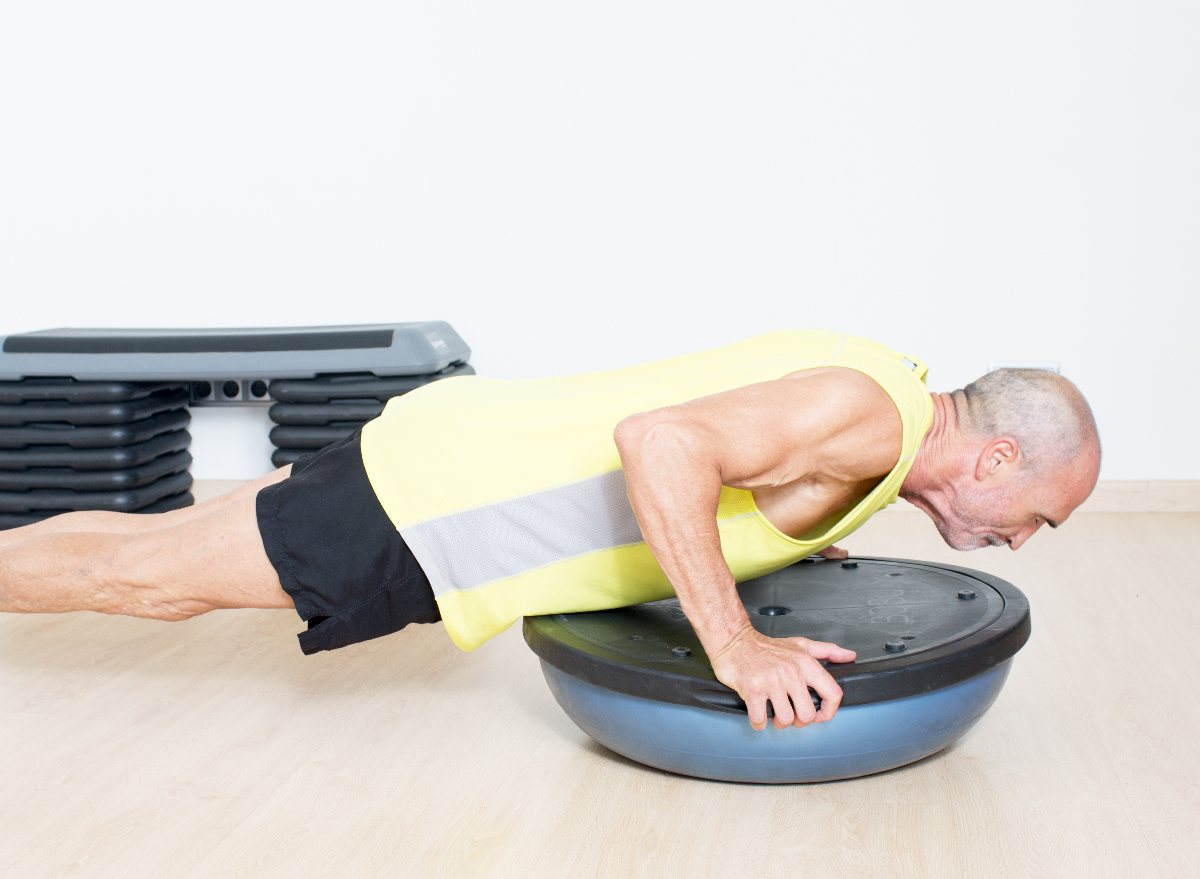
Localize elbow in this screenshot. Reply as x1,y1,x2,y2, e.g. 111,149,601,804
614,411,700,463
613,412,653,457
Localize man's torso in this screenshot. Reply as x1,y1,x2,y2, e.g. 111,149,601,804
360,330,933,650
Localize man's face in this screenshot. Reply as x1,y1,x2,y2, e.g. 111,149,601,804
933,476,1045,551
929,460,1093,551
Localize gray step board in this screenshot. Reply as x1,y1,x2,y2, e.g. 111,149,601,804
0,323,470,381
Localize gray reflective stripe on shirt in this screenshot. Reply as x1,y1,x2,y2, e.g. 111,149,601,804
400,469,644,597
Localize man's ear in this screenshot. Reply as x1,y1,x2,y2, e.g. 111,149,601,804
975,437,1021,482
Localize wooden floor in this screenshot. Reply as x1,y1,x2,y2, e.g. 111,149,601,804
1,504,1197,878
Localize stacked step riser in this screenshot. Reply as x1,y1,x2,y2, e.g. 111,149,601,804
0,380,194,530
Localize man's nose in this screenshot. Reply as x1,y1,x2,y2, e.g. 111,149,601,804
1006,523,1040,550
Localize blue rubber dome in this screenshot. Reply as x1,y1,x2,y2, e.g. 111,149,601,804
523,557,1030,784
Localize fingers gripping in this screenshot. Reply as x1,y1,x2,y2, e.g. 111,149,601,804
785,656,823,728
711,630,853,731
794,638,849,722
749,689,822,731
747,696,769,731
770,692,794,729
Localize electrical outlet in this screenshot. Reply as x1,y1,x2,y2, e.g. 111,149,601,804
987,361,1060,374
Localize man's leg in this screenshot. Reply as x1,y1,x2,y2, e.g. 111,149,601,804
0,467,292,550
0,473,293,619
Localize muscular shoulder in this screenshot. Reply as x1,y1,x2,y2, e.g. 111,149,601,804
617,365,904,491
777,367,904,480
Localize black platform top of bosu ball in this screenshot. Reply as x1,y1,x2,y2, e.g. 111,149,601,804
523,557,1030,714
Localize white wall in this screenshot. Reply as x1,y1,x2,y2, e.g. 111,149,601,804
1,2,1195,479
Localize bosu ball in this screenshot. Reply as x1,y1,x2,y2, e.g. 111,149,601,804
523,556,1030,784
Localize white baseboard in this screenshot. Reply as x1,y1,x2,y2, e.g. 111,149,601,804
1074,481,1200,513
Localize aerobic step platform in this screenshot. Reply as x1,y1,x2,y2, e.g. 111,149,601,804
0,323,472,526
524,556,1030,784
0,323,470,383
266,363,476,468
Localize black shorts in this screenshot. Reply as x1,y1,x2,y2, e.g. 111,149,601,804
256,431,440,655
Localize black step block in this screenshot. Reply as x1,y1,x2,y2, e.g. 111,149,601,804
0,388,190,426
268,423,362,450
0,378,187,405
0,430,191,471
0,451,192,491
268,400,385,426
267,364,474,403
0,470,194,513
0,409,190,450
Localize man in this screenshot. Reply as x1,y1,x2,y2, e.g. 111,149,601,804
0,330,1100,733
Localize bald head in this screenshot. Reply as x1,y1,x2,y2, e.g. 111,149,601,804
954,368,1101,482
899,368,1102,551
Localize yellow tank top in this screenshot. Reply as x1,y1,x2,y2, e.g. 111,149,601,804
361,330,932,651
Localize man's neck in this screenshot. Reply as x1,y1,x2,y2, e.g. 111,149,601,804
899,391,961,505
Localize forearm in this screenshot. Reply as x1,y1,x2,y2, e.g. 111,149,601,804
616,418,750,654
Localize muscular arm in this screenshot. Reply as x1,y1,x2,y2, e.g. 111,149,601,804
614,367,900,730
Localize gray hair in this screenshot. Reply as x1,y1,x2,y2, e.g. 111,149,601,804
954,369,1101,475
